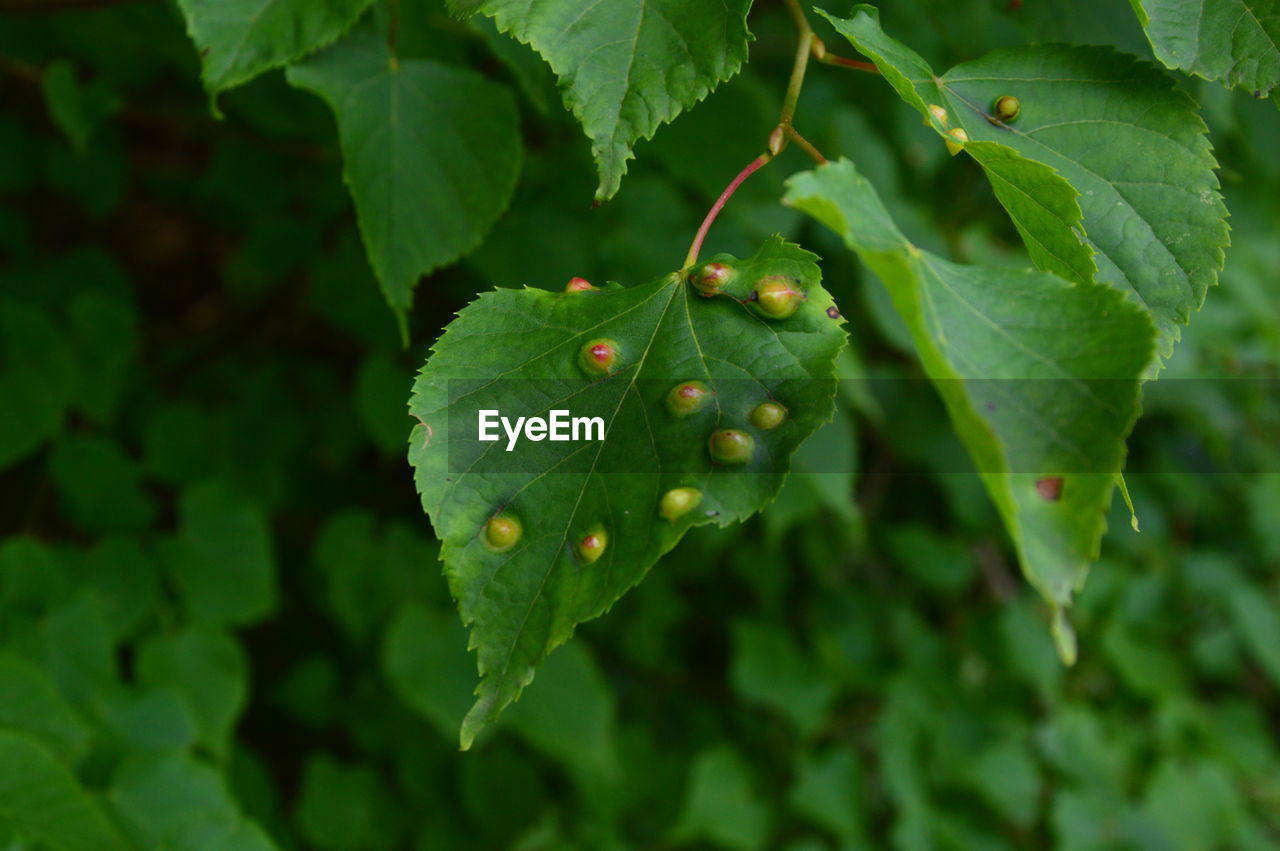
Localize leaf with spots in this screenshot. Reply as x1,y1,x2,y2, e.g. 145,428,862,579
408,237,845,746
453,0,754,201
786,159,1154,651
176,0,375,94
1130,0,1280,97
288,33,522,320
821,5,1228,368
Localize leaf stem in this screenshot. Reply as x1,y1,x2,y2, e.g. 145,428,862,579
387,0,401,68
684,152,773,268
779,0,817,130
682,0,840,267
814,51,879,73
785,126,826,164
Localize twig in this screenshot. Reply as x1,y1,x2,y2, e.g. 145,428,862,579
684,152,772,267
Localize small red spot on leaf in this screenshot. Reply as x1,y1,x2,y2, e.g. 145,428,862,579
1036,476,1063,501
826,306,841,319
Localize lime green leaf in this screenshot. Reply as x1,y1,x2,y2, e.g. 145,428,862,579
1131,0,1280,96
287,33,522,315
135,627,249,760
175,0,375,93
0,731,131,850
409,237,845,746
460,0,753,200
166,484,277,627
786,159,1153,612
822,5,1229,366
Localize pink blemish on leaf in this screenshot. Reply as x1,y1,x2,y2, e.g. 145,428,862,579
1036,476,1063,501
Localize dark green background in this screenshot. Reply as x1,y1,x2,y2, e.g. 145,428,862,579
1,0,1278,848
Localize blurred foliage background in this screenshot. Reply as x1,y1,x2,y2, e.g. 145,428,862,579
2,0,1279,848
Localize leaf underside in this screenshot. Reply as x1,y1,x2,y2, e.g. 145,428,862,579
821,5,1229,369
1130,0,1280,96
786,160,1155,629
176,0,375,93
409,238,845,746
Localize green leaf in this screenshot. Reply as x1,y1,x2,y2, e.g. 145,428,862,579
49,434,156,535
1226,582,1280,685
111,752,277,850
0,302,76,469
381,602,474,739
821,5,1228,366
460,0,753,200
409,237,845,746
1130,0,1280,96
354,350,413,456
0,731,130,850
41,60,118,152
166,484,277,627
671,746,769,851
135,627,249,761
102,688,199,751
788,749,865,843
175,0,375,93
0,654,91,762
786,159,1153,612
293,754,402,851
503,641,618,785
287,32,522,315
730,620,836,736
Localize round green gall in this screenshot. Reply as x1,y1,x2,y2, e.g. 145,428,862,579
659,487,702,523
748,401,787,430
564,276,595,292
665,381,712,417
579,338,621,376
750,276,805,319
483,513,522,552
992,95,1020,123
576,525,608,563
708,429,755,465
690,262,733,296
